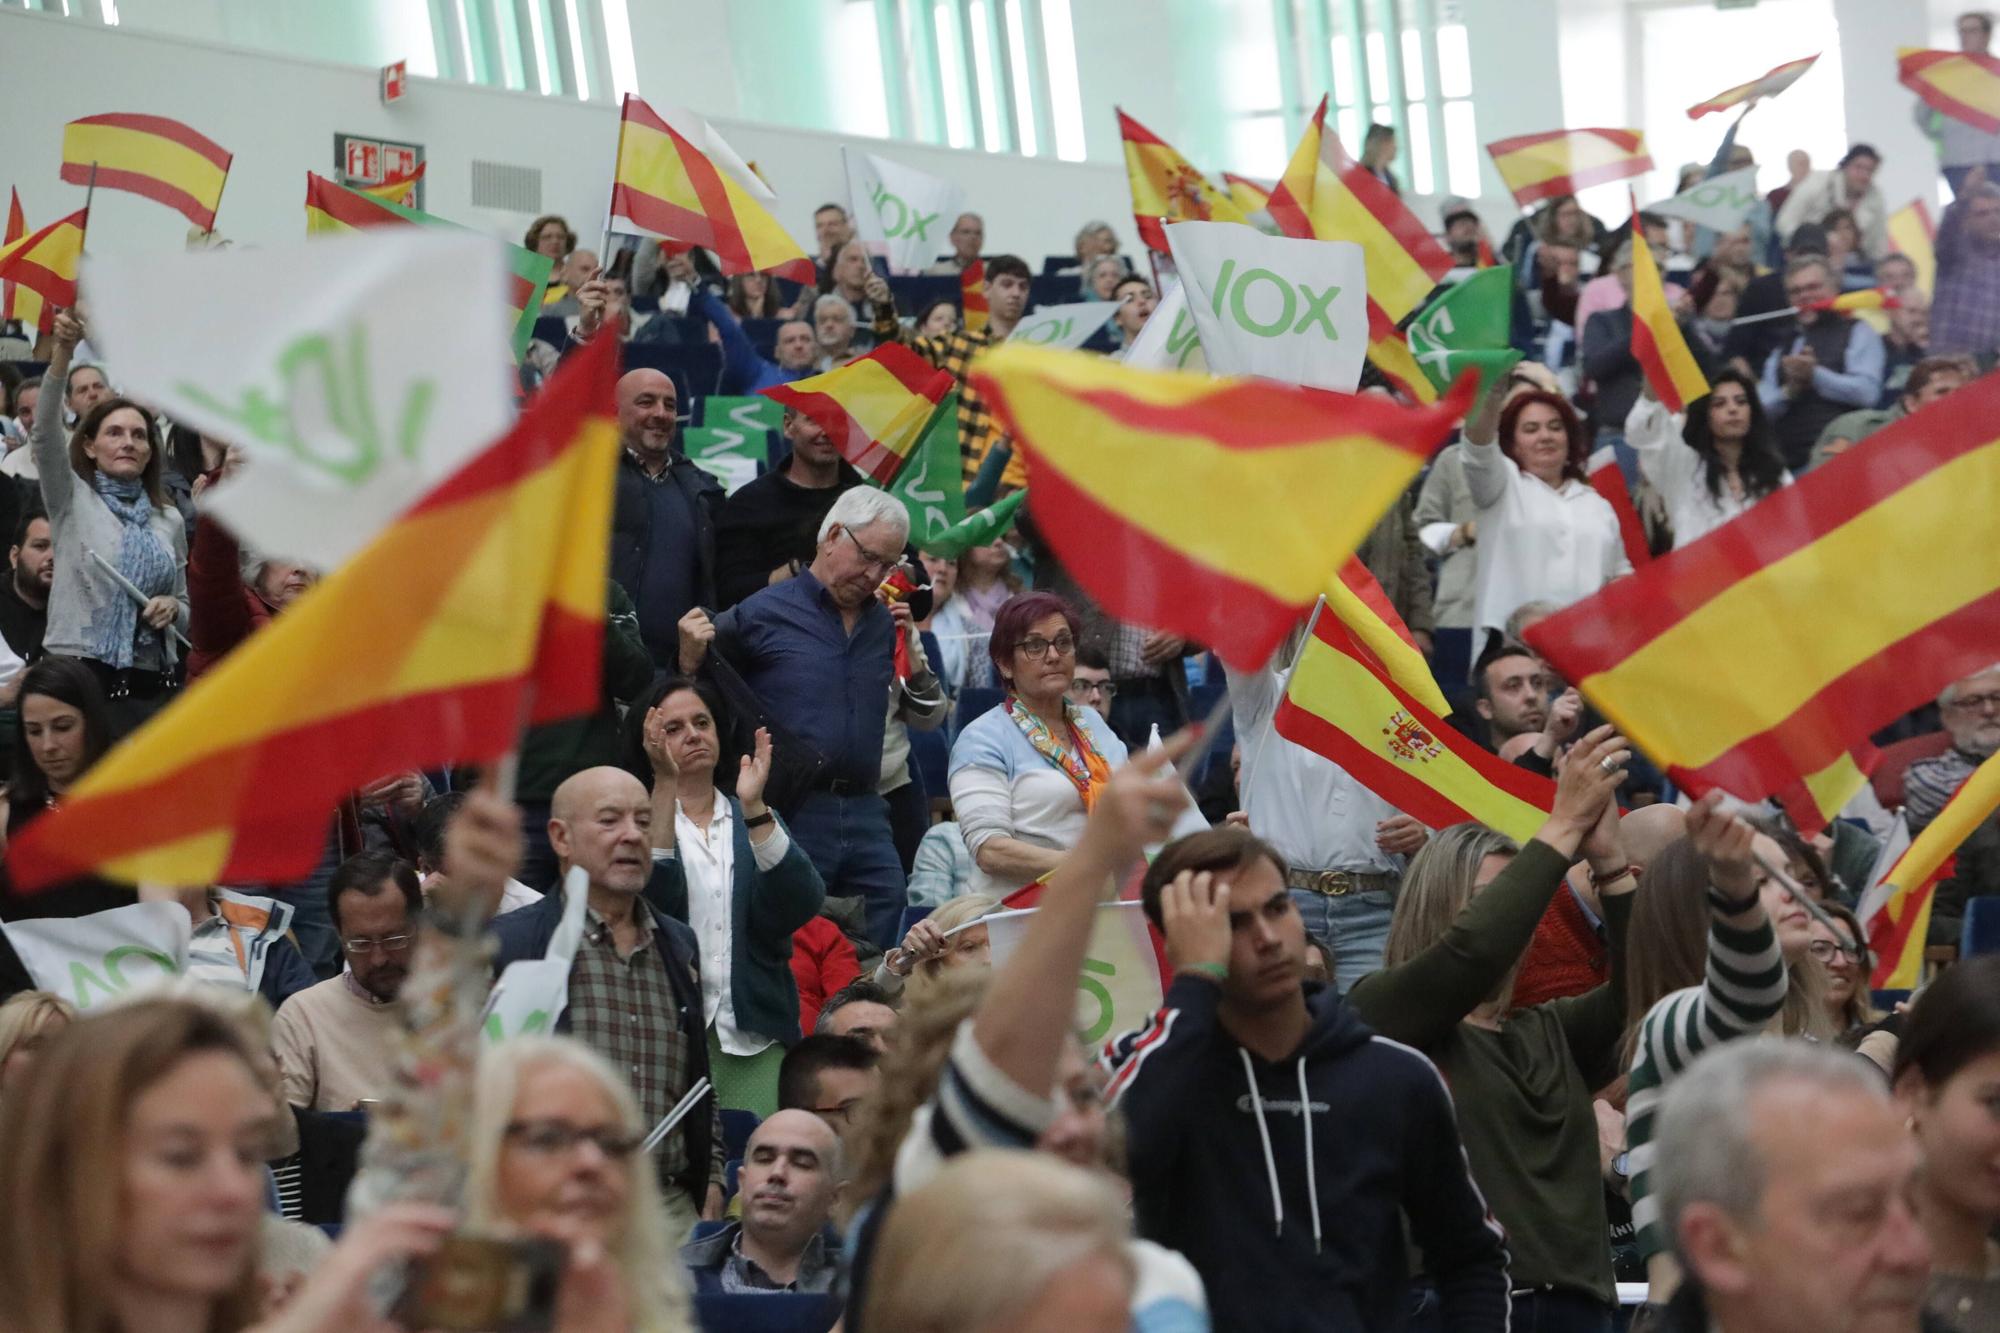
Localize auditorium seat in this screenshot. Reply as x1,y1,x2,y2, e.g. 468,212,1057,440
692,1292,840,1333
897,904,933,940
719,1107,760,1163
1963,896,2000,959
1871,730,1952,812
621,342,723,398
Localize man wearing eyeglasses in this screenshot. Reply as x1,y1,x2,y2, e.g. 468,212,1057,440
1906,665,2000,948
1757,254,1886,472
271,849,420,1112
1067,647,1118,724
683,486,914,952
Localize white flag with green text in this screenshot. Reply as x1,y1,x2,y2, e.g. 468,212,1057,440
2,901,189,1011
843,147,967,275
984,900,1164,1046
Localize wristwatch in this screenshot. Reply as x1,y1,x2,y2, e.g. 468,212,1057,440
744,810,775,830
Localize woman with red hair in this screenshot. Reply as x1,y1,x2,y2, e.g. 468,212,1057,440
1461,383,1630,663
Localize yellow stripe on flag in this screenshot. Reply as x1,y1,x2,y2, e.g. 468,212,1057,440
1890,751,2000,902
1886,201,1936,294
613,101,813,282
1630,219,1708,411
1800,750,1870,824
1324,567,1452,716
61,122,227,211
1276,123,1436,321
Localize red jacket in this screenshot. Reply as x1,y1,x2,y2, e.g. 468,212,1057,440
1511,882,1608,1011
790,915,860,1036
185,517,276,681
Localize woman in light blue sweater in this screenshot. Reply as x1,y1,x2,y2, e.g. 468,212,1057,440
34,312,189,733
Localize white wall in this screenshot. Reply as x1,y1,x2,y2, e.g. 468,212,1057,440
0,8,1135,268
1832,0,1942,216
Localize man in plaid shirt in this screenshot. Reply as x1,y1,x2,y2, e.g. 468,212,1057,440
870,254,1035,493
489,766,726,1237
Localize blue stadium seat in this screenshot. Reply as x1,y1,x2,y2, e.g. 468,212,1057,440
884,274,958,313
1029,275,1082,308
907,726,950,806
531,314,569,348
692,1292,840,1333
955,687,1004,727
622,343,723,398
724,1157,741,1201
897,904,933,940
689,1219,732,1243
1963,895,2000,957
719,1107,760,1163
742,317,785,345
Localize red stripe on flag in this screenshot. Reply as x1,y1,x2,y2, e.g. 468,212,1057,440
1116,109,1170,147
1587,451,1652,569
66,112,233,170
1487,127,1647,155
1900,48,2000,134
410,337,619,513
1630,314,1688,413
58,163,217,228
668,126,755,274
1508,158,1652,207
1042,376,1457,455
305,173,402,228
0,258,78,310
1867,877,1940,989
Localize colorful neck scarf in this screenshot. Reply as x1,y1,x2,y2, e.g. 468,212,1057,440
1006,696,1112,810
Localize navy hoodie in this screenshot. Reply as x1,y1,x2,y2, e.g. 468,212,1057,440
1104,974,1511,1332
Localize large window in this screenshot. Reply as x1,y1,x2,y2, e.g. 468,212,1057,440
872,0,1087,160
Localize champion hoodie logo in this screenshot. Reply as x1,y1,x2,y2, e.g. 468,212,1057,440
1233,1094,1329,1115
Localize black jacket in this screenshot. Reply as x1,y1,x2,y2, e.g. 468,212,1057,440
1103,975,1511,1331
610,450,723,665
286,1105,365,1226
488,885,715,1203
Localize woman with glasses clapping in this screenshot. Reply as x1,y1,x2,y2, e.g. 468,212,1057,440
945,593,1203,898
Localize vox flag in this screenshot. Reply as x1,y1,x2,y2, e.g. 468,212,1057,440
842,147,966,275
1164,220,1367,393
985,901,1165,1045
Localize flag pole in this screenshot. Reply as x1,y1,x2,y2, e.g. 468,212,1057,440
202,162,232,242
78,161,98,255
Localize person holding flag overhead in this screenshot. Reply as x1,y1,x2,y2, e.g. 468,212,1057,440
1624,369,1791,550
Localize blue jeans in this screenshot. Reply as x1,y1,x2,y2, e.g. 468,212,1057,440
787,790,907,950
1290,887,1395,992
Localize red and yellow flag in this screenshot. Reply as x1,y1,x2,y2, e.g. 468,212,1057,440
1864,752,2000,986
1277,615,1555,844
1771,743,1879,839
1809,287,1901,314
961,257,989,333
1525,374,2000,814
1686,54,1819,119
6,338,622,892
761,344,954,485
1326,558,1451,716
1586,444,1652,571
0,207,87,314
1267,97,1453,403
360,161,426,208
1901,46,2000,134
1888,199,1938,294
1629,201,1709,412
60,112,232,231
1222,173,1273,214
968,343,1472,671
2,190,50,334
1486,128,1652,207
1118,108,1247,253
304,172,552,362
610,95,815,284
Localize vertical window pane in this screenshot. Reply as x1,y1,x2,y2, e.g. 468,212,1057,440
1330,33,1355,107
1044,0,1087,160
968,0,1005,148
1365,30,1387,92
1444,99,1480,197
1004,0,1036,155
1437,23,1471,98
835,2,890,137
1406,104,1433,193
1400,29,1424,99
1336,107,1361,157
935,1,974,148
491,0,526,90
561,0,590,99
602,0,638,102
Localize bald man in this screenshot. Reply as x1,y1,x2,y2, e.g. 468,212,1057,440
489,767,725,1238
1512,802,1688,1010
680,1108,844,1293
610,366,722,667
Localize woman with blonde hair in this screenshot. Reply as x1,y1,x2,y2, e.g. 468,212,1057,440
862,1149,1135,1333
875,891,999,1001
462,1035,693,1332
1344,727,1636,1331
0,989,72,1095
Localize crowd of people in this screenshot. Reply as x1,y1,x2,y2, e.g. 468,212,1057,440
2,19,2000,1332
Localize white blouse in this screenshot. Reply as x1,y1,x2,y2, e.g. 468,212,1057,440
1461,433,1631,657
1624,397,1791,550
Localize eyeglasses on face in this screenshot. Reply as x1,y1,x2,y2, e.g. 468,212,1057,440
1945,691,2000,714
1806,939,1862,963
1067,677,1116,699
841,527,898,574
341,934,412,957
504,1119,643,1160
1015,634,1077,660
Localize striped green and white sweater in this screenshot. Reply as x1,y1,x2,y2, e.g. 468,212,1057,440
1625,912,1787,1260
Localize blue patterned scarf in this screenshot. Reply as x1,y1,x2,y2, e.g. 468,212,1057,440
86,474,175,668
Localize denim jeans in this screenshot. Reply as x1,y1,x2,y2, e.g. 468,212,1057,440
786,790,908,950
1290,887,1396,992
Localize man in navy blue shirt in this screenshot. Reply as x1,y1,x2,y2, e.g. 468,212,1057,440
609,368,722,668
679,486,911,949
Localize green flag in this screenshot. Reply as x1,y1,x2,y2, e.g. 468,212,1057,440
1406,264,1521,397
921,489,1028,560
885,392,967,547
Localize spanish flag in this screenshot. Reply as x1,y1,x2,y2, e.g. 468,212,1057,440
1629,203,1708,412
961,257,989,333
1861,753,2000,987
305,172,553,361
2,190,50,333
1888,199,1937,294
1809,287,1901,314
6,337,622,893
1486,128,1652,208
1524,374,2000,816
610,95,815,284
1119,109,1247,253
360,161,426,207
968,344,1472,671
1222,172,1273,215
1686,54,1819,119
760,345,955,485
1900,47,2000,135
1276,614,1555,844
0,207,87,313
1267,97,1453,403
61,113,232,231
1327,558,1452,716
1771,744,1879,839
1586,444,1652,571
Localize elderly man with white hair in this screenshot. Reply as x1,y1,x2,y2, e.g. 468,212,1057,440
680,487,914,949
1905,663,2000,948
1650,1040,1940,1333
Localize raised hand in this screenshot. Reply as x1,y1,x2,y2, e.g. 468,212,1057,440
736,726,773,810
1078,727,1199,863
1160,869,1231,976
1547,725,1630,838
1686,789,1758,902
